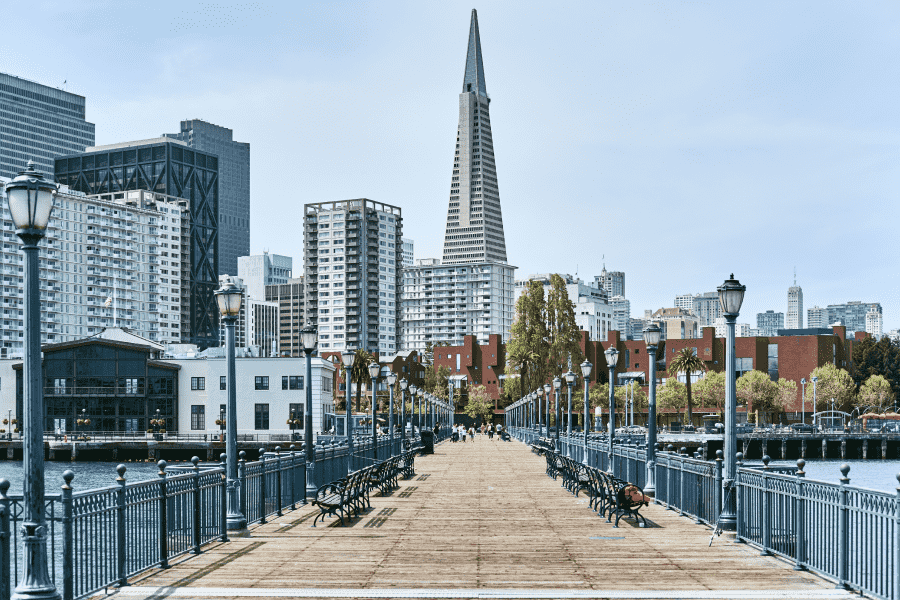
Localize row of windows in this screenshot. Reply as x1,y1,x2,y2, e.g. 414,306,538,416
190,402,306,430
190,375,306,391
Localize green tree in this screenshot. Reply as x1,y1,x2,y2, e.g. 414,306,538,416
809,363,856,412
465,384,495,426
851,336,900,394
546,274,585,375
855,374,896,412
350,349,376,412
736,370,776,424
615,383,648,424
656,378,687,424
693,371,726,412
425,365,451,401
666,348,707,425
573,383,609,427
506,280,550,395
773,379,796,421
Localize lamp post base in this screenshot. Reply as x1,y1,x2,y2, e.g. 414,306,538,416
12,525,61,600
306,460,317,501
226,479,247,530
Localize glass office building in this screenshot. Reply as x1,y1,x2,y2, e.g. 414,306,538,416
0,72,95,179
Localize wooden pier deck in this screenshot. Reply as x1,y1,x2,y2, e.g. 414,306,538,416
113,437,856,600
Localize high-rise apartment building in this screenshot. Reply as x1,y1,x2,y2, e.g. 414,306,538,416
164,120,249,276
401,9,516,353
787,279,803,329
596,266,625,299
55,139,220,347
0,73,95,179
674,294,694,313
826,301,882,334
866,308,883,339
692,292,721,328
304,199,401,355
401,238,414,267
512,274,611,342
808,306,828,329
266,277,304,357
610,295,630,336
757,310,785,337
403,259,516,351
442,9,507,265
0,181,186,355
238,253,292,301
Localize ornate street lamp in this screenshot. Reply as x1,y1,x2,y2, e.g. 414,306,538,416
580,360,592,465
286,410,302,441
717,273,746,531
399,378,408,449
536,387,545,437
77,408,92,441
5,160,59,600
299,323,318,499
215,276,246,528
368,362,381,461
564,371,576,457
216,409,226,441
605,345,619,474
386,370,397,456
553,377,562,445
812,376,818,424
341,350,355,471
416,388,424,435
800,378,806,426
643,321,661,497
408,383,418,434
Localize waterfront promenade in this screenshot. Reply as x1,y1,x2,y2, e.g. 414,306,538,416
114,438,854,600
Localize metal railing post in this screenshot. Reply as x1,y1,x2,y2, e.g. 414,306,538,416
60,471,74,600
714,451,723,525
678,455,685,516
735,452,744,540
116,464,128,587
238,452,247,521
794,459,806,571
761,456,771,555
191,457,201,554
219,454,228,542
894,472,900,600
258,449,267,524
0,479,10,600
289,446,297,510
836,464,850,589
275,447,283,517
158,460,169,568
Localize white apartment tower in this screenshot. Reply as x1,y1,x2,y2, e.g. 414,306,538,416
304,199,401,355
866,308,883,339
596,265,625,299
787,275,803,329
442,9,507,265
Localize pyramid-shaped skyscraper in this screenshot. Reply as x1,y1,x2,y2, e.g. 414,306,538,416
442,9,508,265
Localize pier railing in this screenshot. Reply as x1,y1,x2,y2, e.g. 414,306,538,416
0,434,427,600
509,425,900,600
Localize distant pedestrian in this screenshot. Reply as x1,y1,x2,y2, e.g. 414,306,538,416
460,425,466,443
468,426,475,442
488,424,494,440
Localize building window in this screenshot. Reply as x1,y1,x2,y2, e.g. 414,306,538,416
322,376,333,392
255,376,269,390
767,344,779,381
254,404,269,430
736,357,753,379
289,402,304,429
282,376,303,390
191,377,205,391
220,376,226,390
190,405,205,430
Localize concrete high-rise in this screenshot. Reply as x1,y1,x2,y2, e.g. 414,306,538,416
304,199,402,355
757,310,784,337
164,120,249,277
826,301,882,335
442,9,507,265
807,306,828,329
787,276,803,329
402,238,414,267
866,308,883,339
238,253,292,301
596,266,625,299
266,277,304,357
0,73,96,179
55,139,220,347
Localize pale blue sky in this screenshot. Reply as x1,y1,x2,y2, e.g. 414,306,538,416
4,1,899,330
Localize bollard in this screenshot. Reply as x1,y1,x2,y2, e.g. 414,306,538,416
238,451,247,521
219,454,228,542
793,459,806,571
191,457,201,554
158,460,170,568
61,471,75,600
0,479,10,600
116,464,129,587
836,464,850,589
258,448,267,524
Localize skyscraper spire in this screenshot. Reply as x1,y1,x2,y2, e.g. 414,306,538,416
443,9,507,265
462,9,487,96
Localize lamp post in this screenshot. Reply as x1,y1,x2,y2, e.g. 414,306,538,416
6,161,60,599
399,378,408,449
341,350,355,470
564,371,575,457
581,360,592,466
417,388,424,434
812,376,818,425
800,378,806,426
299,323,318,500
544,383,552,440
368,362,380,461
386,370,397,456
408,384,418,434
553,377,562,446
717,273,746,532
605,345,619,474
216,409,226,442
536,387,545,437
77,408,91,441
643,321,661,497
215,277,247,528
287,411,301,442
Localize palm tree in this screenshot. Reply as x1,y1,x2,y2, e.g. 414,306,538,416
667,348,707,426
350,348,375,412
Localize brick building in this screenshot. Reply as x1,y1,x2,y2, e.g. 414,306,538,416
433,334,506,416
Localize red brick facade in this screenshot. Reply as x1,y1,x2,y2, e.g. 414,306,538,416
433,334,506,411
